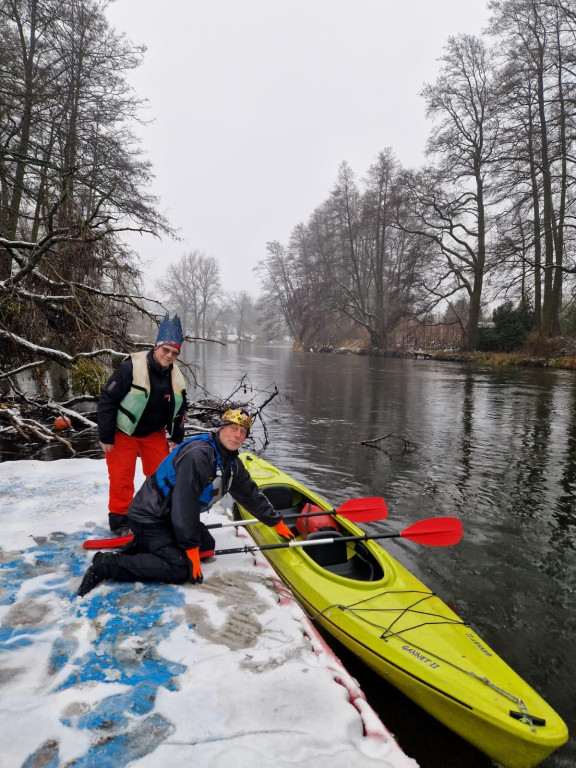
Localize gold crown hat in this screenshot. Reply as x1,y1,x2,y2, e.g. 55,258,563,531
221,408,254,432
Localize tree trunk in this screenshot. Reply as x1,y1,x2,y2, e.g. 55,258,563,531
4,1,37,246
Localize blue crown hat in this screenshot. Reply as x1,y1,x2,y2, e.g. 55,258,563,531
155,313,183,350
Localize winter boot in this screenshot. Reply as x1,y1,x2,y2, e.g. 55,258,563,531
77,552,110,597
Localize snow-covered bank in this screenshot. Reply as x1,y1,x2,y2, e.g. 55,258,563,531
0,458,417,768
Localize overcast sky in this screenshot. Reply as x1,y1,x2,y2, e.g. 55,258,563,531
105,0,492,297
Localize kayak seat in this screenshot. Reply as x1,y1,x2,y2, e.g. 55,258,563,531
261,485,303,519
305,533,380,581
305,531,348,566
261,485,296,509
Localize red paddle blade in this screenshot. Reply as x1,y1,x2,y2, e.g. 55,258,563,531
83,534,133,549
400,517,463,546
83,534,214,558
336,497,388,523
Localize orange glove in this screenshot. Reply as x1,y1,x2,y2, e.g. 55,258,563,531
274,520,295,540
186,547,203,584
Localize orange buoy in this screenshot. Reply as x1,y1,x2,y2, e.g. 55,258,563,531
54,415,72,430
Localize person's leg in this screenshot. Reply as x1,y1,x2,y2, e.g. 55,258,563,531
105,432,139,527
77,523,214,597
199,523,216,554
137,430,170,477
105,523,189,584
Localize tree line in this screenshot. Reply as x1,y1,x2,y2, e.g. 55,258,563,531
256,0,576,352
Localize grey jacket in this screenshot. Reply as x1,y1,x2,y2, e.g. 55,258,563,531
127,433,281,550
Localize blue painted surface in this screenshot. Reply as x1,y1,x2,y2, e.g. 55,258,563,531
1,530,191,767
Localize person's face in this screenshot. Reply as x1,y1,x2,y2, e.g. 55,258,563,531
153,344,180,368
218,423,248,451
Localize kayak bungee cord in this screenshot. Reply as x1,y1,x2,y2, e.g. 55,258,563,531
307,588,539,731
311,600,467,645
308,589,465,636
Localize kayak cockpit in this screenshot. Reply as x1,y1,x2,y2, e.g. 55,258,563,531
304,532,383,580
259,484,384,582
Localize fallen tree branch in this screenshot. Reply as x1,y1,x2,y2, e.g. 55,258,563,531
0,374,286,458
0,405,75,454
360,433,418,454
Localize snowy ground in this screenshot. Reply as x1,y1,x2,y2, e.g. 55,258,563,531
0,458,418,768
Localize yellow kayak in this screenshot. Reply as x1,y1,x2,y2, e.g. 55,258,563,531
236,452,568,768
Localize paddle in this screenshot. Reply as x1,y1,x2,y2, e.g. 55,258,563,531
214,517,463,556
157,517,462,561
82,496,388,549
206,497,388,531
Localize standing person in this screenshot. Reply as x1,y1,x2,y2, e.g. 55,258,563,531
98,312,188,535
77,408,294,596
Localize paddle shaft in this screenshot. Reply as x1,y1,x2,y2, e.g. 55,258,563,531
82,509,345,549
215,532,398,555
214,520,462,555
207,507,343,530
83,496,388,548
82,511,348,550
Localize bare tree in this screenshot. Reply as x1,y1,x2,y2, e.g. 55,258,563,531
255,240,312,345
229,290,255,340
257,156,427,349
156,250,221,338
488,0,576,336
407,34,500,350
360,150,429,346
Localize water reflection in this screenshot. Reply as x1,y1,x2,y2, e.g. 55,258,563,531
557,380,576,540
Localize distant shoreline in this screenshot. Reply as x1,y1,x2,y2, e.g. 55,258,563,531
299,343,576,370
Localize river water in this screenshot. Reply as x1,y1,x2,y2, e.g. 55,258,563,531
190,342,575,768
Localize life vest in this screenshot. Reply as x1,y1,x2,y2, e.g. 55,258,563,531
116,350,186,436
154,433,235,511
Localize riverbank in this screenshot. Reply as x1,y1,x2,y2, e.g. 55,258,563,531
394,348,576,369
302,336,576,370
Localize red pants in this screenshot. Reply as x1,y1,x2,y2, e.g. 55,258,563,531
105,430,170,515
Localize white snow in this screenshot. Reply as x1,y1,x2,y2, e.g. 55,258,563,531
0,458,418,768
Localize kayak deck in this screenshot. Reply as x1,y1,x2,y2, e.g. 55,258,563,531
236,452,569,768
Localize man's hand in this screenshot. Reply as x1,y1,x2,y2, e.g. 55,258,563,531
274,521,295,541
186,547,203,583
99,442,114,453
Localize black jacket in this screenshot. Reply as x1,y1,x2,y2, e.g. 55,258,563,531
127,432,281,549
97,349,187,444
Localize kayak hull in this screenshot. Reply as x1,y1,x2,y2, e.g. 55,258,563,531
236,452,568,768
